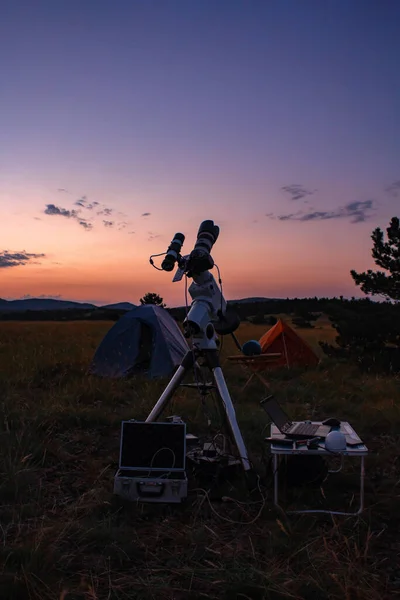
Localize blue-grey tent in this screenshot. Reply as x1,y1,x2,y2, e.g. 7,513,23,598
89,305,189,379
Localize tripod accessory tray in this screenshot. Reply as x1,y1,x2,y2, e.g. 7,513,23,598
114,421,188,503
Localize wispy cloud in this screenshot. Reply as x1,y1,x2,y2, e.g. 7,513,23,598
44,204,93,230
97,207,113,216
44,198,133,235
128,231,135,234
21,293,62,299
33,217,41,221
75,196,99,210
141,212,151,217
384,180,400,197
281,184,316,201
57,188,68,193
147,231,160,241
44,204,79,218
268,200,375,224
0,250,46,268
78,220,93,230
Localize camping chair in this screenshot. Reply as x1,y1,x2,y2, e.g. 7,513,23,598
226,353,282,392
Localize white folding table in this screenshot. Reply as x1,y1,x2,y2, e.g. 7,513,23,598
269,422,368,516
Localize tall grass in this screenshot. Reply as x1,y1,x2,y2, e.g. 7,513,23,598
0,320,399,599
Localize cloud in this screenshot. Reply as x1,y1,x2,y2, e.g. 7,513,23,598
78,220,93,230
58,188,68,193
128,231,135,234
147,231,160,241
97,207,113,216
117,221,128,230
281,184,316,201
269,200,375,224
33,217,41,221
141,212,151,217
75,196,99,210
103,220,114,228
74,195,88,207
44,204,78,218
384,180,400,197
21,293,62,299
0,250,46,268
44,203,94,230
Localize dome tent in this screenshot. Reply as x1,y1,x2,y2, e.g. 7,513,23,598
259,319,319,368
89,305,189,379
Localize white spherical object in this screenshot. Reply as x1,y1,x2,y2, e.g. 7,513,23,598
325,430,347,453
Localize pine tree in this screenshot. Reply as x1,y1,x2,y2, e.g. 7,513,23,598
351,216,400,301
139,292,166,308
321,217,400,372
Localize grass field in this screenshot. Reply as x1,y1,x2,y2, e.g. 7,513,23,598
0,319,399,600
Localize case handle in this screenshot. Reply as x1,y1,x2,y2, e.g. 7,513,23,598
136,481,165,498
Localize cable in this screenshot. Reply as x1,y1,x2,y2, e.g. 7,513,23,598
191,474,267,525
149,252,167,271
147,447,176,479
214,263,224,318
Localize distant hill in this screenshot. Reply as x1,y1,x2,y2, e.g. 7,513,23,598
230,297,272,304
102,302,136,311
0,299,96,312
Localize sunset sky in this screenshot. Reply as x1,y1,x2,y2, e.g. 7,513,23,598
1,0,399,307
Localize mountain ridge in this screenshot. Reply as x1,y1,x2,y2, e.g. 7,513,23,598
0,297,275,312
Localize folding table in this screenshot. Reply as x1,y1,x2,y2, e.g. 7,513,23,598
227,353,281,391
268,422,368,516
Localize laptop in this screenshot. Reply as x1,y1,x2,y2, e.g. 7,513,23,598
260,396,331,439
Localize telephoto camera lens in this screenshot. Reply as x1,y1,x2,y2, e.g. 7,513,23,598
186,220,219,274
161,233,185,271
194,220,219,254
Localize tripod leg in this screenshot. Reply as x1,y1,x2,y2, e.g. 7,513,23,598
211,365,251,472
145,352,195,422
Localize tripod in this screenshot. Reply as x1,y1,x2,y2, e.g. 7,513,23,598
145,346,252,472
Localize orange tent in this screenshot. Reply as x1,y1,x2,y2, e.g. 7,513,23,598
259,319,319,368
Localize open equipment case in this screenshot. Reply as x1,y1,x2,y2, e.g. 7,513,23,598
114,421,188,503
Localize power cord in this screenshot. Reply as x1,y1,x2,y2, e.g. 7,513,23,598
146,447,176,479
149,252,167,271
191,473,267,525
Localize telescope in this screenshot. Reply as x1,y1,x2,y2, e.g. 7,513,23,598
147,220,253,476
155,220,239,345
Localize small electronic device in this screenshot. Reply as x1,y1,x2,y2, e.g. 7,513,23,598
325,430,347,453
260,396,330,439
114,421,188,503
322,417,341,427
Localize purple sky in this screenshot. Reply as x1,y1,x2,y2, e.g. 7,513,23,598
1,0,399,305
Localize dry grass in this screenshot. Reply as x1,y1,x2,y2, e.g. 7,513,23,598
0,318,399,599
